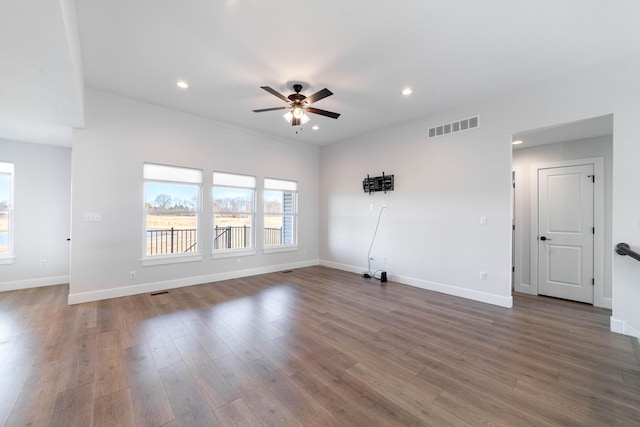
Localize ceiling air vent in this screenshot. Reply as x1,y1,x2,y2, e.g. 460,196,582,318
428,115,479,139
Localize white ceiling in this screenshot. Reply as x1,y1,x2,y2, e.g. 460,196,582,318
3,1,640,146
512,114,613,150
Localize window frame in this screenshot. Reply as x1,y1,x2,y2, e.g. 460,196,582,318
263,177,298,253
0,162,14,265
212,171,257,258
142,163,203,266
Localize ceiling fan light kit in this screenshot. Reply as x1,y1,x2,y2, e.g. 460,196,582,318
253,83,341,127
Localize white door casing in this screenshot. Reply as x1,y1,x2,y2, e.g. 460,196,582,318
537,164,594,304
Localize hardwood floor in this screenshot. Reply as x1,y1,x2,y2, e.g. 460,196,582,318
1,266,639,426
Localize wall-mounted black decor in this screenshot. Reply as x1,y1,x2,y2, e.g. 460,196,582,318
363,172,394,194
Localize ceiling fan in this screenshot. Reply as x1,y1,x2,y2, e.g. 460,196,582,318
253,84,341,126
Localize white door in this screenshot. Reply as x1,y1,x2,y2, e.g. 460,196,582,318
538,164,594,304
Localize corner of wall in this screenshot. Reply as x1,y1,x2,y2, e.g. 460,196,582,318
610,317,640,339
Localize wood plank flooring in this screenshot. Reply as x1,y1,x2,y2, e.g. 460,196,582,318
1,266,639,426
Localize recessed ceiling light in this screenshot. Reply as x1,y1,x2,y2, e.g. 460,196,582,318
512,140,523,145
176,80,189,89
402,88,413,96
312,125,319,130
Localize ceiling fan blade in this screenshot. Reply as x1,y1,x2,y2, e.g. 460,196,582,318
304,88,333,104
306,107,341,119
253,106,289,113
291,117,301,126
260,86,290,103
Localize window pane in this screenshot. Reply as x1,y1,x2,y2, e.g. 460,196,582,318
264,190,296,214
213,187,253,213
0,173,10,207
264,215,282,247
282,215,295,245
145,213,197,255
0,212,7,255
264,190,283,213
145,182,198,212
213,214,252,250
282,192,295,214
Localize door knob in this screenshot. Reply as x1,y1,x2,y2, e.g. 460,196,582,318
540,236,551,241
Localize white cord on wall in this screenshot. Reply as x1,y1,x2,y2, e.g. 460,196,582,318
365,205,386,277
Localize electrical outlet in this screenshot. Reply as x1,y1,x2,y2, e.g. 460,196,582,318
130,271,136,280
480,216,487,226
39,259,47,267
236,258,241,265
480,271,487,280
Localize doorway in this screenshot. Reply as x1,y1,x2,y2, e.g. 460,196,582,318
511,115,612,308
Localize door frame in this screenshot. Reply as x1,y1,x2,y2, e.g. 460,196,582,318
529,157,606,307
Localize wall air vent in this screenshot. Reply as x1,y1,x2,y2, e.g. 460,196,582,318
428,115,479,139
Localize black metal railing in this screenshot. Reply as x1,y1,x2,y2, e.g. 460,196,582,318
146,226,285,255
214,225,250,250
615,242,640,263
264,227,283,246
146,227,197,255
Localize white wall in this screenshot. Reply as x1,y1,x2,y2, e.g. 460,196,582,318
512,135,613,307
320,50,640,338
0,139,71,290
69,89,319,303
320,116,513,308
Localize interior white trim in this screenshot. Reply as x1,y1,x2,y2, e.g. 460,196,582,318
68,259,319,304
610,317,640,339
320,260,513,308
211,249,257,259
512,165,526,293
529,157,607,308
263,245,298,254
141,253,203,267
0,275,69,292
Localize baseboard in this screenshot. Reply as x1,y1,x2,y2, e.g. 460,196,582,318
320,260,513,308
610,317,640,339
0,275,69,292
68,259,320,305
320,260,365,275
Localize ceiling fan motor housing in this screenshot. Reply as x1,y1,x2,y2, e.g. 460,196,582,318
253,84,340,125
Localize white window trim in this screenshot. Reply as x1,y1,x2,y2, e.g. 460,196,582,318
263,245,298,254
213,172,256,253
0,256,15,265
142,163,203,265
263,178,298,248
141,252,203,267
212,248,257,259
0,162,14,263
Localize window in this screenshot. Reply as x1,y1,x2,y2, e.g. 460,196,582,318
0,162,14,263
212,172,256,254
143,163,202,264
264,178,297,249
